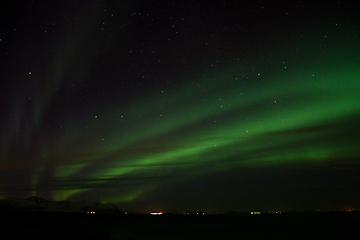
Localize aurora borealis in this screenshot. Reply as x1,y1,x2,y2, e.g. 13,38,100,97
1,0,360,212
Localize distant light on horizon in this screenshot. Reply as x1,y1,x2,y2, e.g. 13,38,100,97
151,212,163,215
251,212,260,215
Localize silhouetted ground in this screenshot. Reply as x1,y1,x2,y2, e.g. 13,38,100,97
3,212,359,239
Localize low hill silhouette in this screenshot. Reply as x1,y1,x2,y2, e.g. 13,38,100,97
0,196,123,214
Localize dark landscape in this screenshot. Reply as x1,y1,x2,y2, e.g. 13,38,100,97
3,211,359,240
2,197,359,240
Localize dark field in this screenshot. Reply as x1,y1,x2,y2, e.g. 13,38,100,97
3,212,359,240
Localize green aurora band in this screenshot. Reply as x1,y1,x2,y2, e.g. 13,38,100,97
1,11,359,207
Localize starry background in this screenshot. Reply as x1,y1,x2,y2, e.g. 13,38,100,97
1,0,359,213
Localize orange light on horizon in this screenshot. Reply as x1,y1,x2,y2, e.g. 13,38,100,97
345,208,355,212
150,212,163,215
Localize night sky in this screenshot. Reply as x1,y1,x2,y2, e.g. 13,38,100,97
1,0,360,213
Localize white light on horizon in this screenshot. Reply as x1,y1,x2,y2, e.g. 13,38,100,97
150,212,163,215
